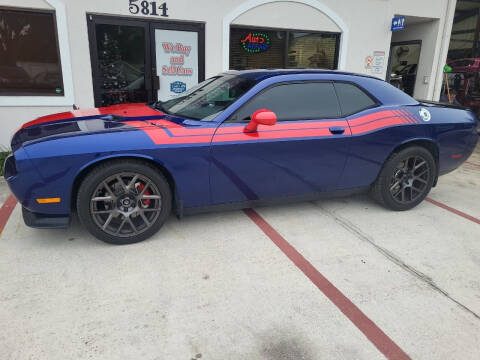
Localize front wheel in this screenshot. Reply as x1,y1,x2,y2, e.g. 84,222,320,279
371,146,436,211
77,160,172,245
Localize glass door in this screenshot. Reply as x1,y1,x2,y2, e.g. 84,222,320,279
88,16,153,107
150,22,205,102
88,15,204,107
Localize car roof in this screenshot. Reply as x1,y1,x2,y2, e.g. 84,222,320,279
223,69,382,82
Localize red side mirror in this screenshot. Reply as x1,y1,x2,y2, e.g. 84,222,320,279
244,109,277,132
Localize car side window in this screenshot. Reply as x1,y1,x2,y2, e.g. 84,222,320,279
333,82,377,116
232,82,341,121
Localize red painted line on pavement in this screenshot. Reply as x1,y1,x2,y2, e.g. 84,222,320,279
243,208,411,360
466,161,480,168
0,194,18,236
425,197,480,225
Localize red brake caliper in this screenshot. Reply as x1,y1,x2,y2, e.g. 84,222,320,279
137,183,151,206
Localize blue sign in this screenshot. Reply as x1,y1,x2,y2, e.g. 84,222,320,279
391,16,406,32
170,81,186,94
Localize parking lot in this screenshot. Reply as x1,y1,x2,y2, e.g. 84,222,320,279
0,145,479,360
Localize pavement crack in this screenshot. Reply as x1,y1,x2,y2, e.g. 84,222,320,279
312,202,480,321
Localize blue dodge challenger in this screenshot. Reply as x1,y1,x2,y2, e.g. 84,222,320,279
4,70,478,244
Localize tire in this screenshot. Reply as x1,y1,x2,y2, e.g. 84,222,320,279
371,146,436,211
77,160,172,245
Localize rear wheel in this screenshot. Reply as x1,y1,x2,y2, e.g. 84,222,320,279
77,160,171,244
371,146,436,211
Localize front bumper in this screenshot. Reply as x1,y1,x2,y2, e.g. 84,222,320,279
5,148,71,216
22,207,70,229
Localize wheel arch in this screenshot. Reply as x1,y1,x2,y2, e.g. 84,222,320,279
386,138,440,186
70,154,181,216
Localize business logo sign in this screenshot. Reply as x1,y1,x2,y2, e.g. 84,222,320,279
241,32,270,53
170,81,186,94
391,16,406,32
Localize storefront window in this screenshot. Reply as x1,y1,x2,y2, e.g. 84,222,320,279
229,26,340,70
230,28,286,69
0,8,63,96
287,32,338,69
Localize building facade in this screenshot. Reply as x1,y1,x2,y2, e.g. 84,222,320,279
0,0,456,147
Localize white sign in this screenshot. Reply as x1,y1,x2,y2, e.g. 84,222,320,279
155,29,198,101
371,51,385,74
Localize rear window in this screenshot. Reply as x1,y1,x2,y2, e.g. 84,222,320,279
334,82,377,116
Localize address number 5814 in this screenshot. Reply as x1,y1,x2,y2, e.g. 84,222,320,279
129,0,168,17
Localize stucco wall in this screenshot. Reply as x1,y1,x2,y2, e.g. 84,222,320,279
0,0,52,9
0,0,455,148
232,2,341,32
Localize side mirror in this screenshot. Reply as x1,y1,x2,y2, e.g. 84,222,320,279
244,109,277,132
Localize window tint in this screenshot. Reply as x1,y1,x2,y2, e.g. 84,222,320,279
334,82,377,116
0,8,63,96
235,82,340,121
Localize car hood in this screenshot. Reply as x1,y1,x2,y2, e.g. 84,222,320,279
11,103,169,151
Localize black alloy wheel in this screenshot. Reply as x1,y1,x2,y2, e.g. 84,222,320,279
389,155,430,204
371,146,436,211
77,160,171,244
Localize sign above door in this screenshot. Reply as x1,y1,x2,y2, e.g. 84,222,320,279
391,16,406,32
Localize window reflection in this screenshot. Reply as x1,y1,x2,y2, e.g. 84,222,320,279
95,24,147,107
287,32,338,69
0,8,63,96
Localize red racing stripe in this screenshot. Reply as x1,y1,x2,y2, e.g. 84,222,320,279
393,110,411,124
138,124,353,144
398,109,418,124
21,103,163,129
347,110,397,126
215,119,348,134
126,109,415,145
350,117,409,135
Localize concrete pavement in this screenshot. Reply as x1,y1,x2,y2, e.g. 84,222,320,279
0,144,479,360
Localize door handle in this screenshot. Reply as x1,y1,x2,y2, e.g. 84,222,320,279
329,126,345,135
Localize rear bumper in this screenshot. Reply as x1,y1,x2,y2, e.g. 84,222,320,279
22,207,70,229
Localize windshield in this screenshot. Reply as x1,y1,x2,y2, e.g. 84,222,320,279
156,75,257,121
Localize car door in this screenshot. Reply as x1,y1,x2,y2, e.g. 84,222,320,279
209,81,351,204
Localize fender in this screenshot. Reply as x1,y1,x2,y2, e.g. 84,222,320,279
70,153,178,211
383,137,440,186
